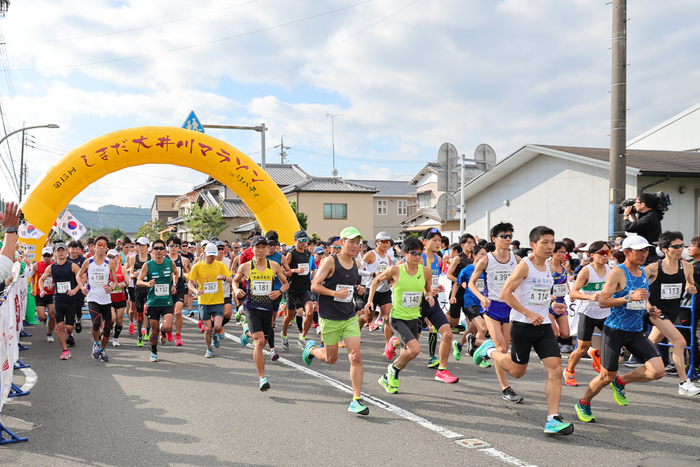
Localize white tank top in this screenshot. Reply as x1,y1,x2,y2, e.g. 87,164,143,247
511,257,554,324
222,257,232,298
577,264,611,319
485,251,518,302
86,258,112,305
365,250,393,293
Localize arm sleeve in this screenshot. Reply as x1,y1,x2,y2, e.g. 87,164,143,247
0,255,12,283
358,261,371,277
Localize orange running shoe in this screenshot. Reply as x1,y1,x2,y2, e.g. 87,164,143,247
588,347,601,373
563,368,578,387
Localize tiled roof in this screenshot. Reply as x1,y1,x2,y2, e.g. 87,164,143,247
233,220,260,233
176,190,200,203
263,163,312,186
281,177,379,194
409,162,482,186
346,179,413,196
199,190,254,218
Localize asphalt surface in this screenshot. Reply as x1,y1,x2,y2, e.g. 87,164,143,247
2,314,700,467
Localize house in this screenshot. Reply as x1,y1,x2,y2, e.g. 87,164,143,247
150,195,179,227
282,177,378,240
346,179,413,240
627,101,700,152
454,144,700,244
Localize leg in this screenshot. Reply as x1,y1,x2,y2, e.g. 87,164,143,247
204,317,213,348
395,339,420,369
345,336,363,398
556,314,570,340
174,300,184,335
311,343,339,364
282,301,294,336
380,303,393,344
36,305,47,324
582,367,617,403
484,316,512,390
437,323,453,368
150,318,160,348
619,356,665,384
542,357,564,416
301,301,314,338
252,331,267,378
100,306,112,349
56,322,67,351
649,318,688,382
212,315,224,336
567,340,592,372
47,304,56,335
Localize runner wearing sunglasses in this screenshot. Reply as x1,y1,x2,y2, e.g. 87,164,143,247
281,230,315,349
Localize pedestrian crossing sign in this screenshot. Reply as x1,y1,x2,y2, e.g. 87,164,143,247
182,111,205,133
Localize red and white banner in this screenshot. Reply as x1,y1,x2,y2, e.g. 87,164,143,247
0,271,28,414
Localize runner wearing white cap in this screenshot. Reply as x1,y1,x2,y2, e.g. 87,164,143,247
360,231,394,343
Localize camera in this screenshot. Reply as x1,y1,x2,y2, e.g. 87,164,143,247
617,191,672,214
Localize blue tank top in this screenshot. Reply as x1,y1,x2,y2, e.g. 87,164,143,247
266,251,283,291
422,252,441,290
605,264,649,332
457,264,485,308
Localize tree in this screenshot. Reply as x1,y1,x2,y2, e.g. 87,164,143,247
137,219,164,242
109,227,125,243
183,203,228,242
290,200,307,231
310,232,322,243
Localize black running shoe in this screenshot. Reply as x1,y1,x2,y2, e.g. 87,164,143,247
66,334,75,346
75,320,82,333
502,387,523,403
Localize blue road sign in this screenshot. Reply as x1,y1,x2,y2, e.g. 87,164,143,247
182,111,205,133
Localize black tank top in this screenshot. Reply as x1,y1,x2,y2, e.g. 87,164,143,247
318,255,359,321
52,260,78,302
69,255,86,298
452,252,473,293
134,254,151,292
649,259,685,314
172,255,185,292
288,248,311,293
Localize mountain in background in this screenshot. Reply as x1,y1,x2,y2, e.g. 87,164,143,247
60,204,150,233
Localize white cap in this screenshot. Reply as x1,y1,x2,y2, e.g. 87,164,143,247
136,237,149,245
201,240,210,247
107,249,119,257
205,243,218,256
622,236,653,250
376,231,391,241
41,247,53,255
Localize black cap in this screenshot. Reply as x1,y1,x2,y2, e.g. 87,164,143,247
294,230,308,240
251,236,269,247
265,231,279,242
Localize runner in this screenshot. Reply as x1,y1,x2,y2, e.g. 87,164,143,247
129,237,151,347
452,244,489,365
303,227,369,415
469,222,523,403
180,241,196,316
473,226,574,435
76,235,118,362
233,236,289,390
644,231,700,395
281,230,314,349
39,242,80,359
137,239,178,362
548,242,570,341
32,246,56,342
565,241,612,386
167,236,190,346
107,249,128,347
575,235,665,423
215,241,234,339
187,242,233,357
418,228,458,381
67,240,86,337
369,236,439,395
121,236,138,334
264,230,291,361
360,231,394,343
446,234,475,328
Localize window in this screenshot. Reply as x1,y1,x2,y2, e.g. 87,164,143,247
397,200,407,216
324,203,347,219
417,192,432,208
377,200,387,215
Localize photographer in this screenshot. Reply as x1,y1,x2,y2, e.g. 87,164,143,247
623,193,663,263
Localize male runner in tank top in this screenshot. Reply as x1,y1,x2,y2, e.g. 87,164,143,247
565,241,612,386
417,228,458,382
446,233,475,328
39,242,81,359
303,227,369,415
369,237,436,394
67,240,86,338
644,231,700,396
107,249,128,347
180,242,196,316
76,235,118,362
167,236,190,346
128,237,151,347
469,222,523,403
575,235,665,423
121,237,138,334
360,231,394,343
137,239,178,362
282,230,315,349
32,246,56,342
215,241,233,343
473,226,574,435
264,230,291,361
233,236,289,391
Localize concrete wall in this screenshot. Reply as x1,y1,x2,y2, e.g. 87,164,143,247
459,155,638,244
288,192,374,240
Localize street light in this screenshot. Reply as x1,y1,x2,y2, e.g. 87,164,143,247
0,123,60,202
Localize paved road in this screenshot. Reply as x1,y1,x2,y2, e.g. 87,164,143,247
2,316,700,467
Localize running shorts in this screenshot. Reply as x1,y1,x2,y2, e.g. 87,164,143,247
389,317,421,347
510,321,560,365
577,314,607,342
53,300,76,326
147,305,174,321
600,325,660,372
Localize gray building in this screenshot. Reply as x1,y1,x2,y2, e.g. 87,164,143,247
347,179,413,240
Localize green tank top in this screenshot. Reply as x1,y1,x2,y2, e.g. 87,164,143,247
391,263,425,320
146,257,174,307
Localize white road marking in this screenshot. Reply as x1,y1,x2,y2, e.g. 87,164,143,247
186,315,538,466
18,368,38,393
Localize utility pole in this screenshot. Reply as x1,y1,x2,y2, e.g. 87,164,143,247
609,0,627,239
275,136,290,163
19,129,25,203
326,112,343,177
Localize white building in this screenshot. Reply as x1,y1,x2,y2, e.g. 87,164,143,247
628,101,700,152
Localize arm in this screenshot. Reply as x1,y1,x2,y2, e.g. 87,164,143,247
643,262,658,284
423,267,435,307
364,265,398,311
684,262,697,295
310,256,342,298
232,262,250,299
500,260,543,325
136,263,152,288
598,268,648,308
447,256,460,283
69,263,81,296
76,261,90,294
468,256,489,308
0,202,20,268
568,267,594,301
38,265,52,297
270,262,289,299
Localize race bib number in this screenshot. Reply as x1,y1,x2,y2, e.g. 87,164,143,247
552,284,567,298
528,287,550,307
492,270,511,288
628,300,646,311
134,269,141,278
378,264,388,273
402,292,421,308
298,263,310,276
154,283,169,296
361,275,369,286
476,279,485,293
113,283,123,293
90,272,107,288
57,282,71,294
176,266,182,279
252,280,272,296
203,282,218,294
431,276,439,289
43,278,53,288
660,283,682,300
334,284,354,303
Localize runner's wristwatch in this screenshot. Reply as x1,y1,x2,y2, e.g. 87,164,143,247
5,226,17,234
624,295,631,303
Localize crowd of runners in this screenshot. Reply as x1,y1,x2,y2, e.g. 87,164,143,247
1,196,699,436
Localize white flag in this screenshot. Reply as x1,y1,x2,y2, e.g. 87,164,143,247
18,222,45,240
52,212,66,234
60,210,87,241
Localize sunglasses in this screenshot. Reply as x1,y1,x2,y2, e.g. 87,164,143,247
297,238,309,243
168,244,177,248
42,254,52,258
593,250,611,256
497,234,513,240
377,240,391,244
96,242,108,247
407,251,423,257
152,246,165,251
217,247,225,250
233,247,240,250
668,244,685,250
107,255,116,259
331,245,342,250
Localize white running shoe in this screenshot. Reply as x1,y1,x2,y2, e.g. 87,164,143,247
679,380,700,396
112,338,120,347
46,335,54,343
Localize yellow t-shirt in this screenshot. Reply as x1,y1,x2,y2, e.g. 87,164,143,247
187,259,232,305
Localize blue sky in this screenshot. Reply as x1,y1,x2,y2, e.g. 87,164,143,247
1,0,699,210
